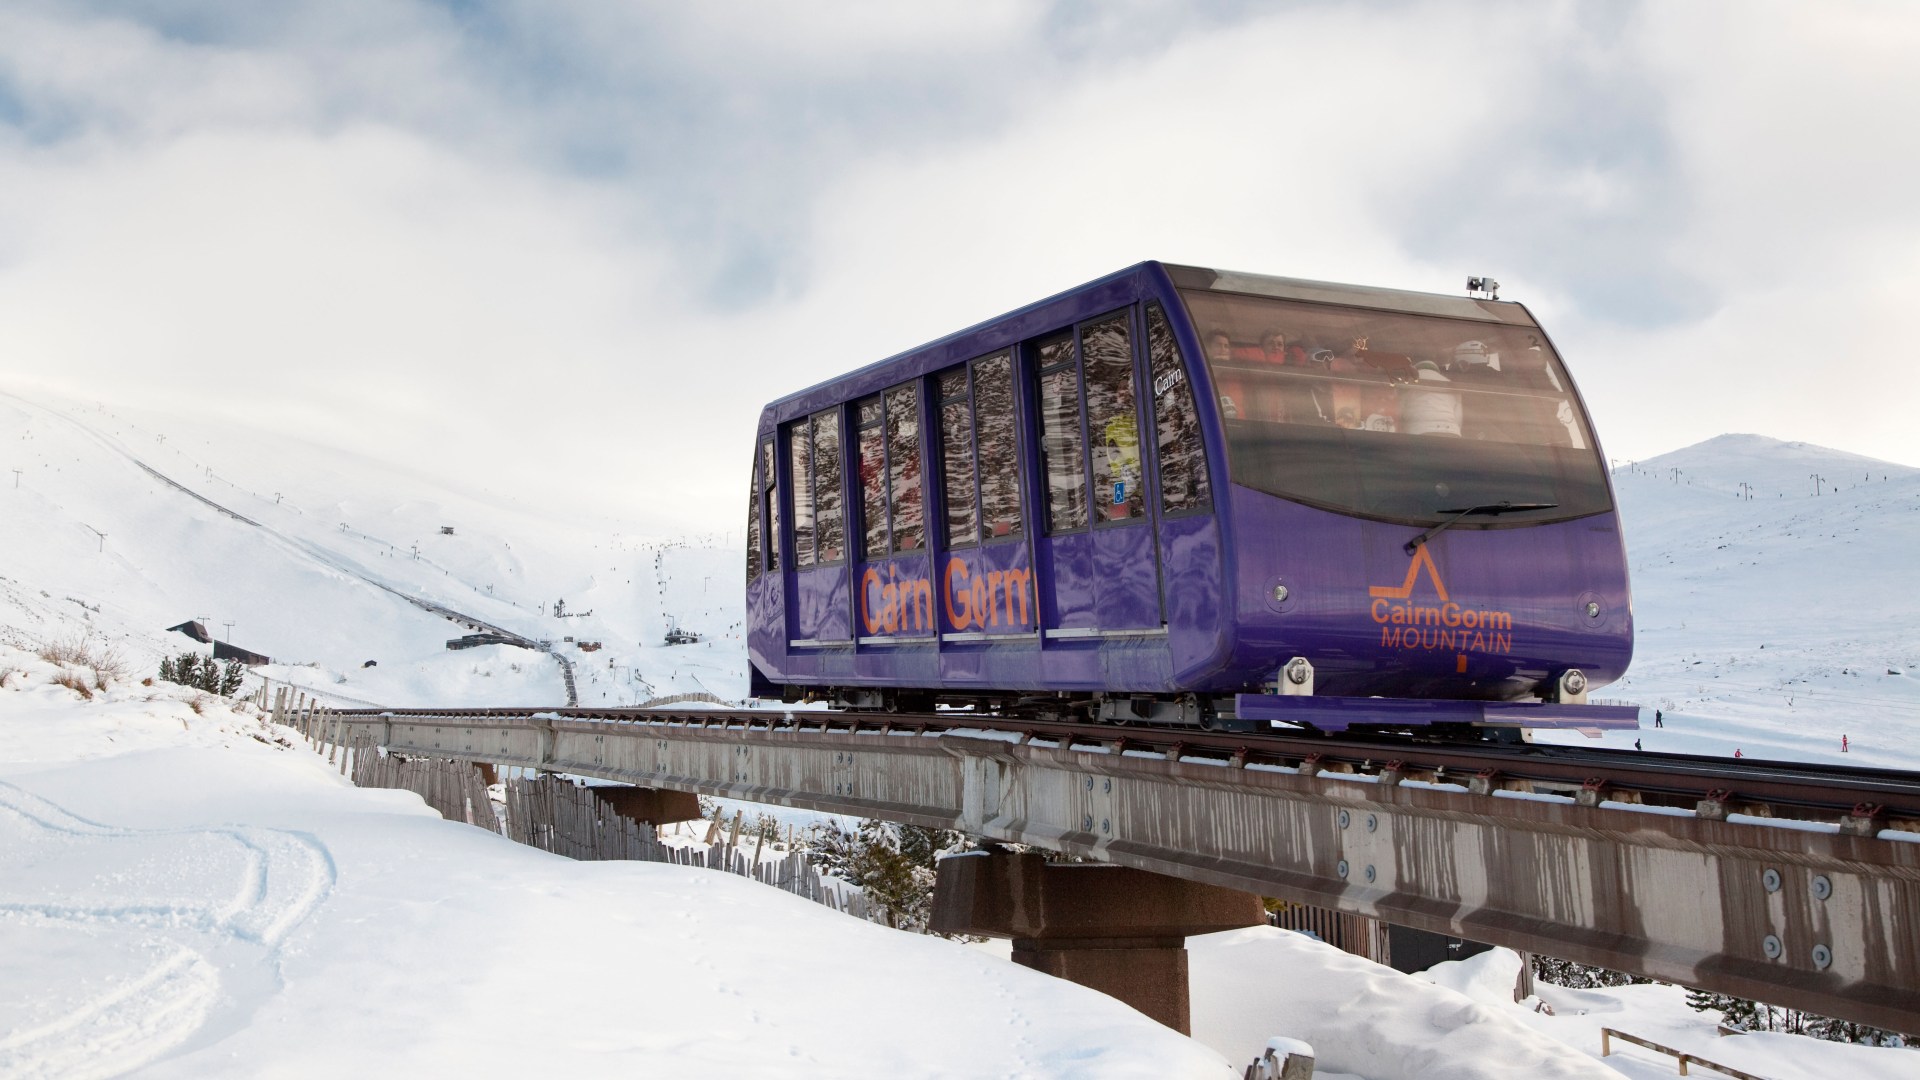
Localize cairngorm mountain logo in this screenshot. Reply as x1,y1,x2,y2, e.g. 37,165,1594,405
1369,546,1515,662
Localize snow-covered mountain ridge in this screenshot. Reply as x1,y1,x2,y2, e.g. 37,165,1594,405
0,386,747,709
1593,434,1920,767
2,386,1914,764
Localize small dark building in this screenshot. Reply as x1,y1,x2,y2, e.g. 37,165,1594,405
447,632,520,651
1385,925,1493,974
166,621,213,644
212,640,272,666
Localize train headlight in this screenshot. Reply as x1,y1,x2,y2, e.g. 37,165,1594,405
1585,601,1601,619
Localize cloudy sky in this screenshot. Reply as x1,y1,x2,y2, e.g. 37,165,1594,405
1,1,1914,529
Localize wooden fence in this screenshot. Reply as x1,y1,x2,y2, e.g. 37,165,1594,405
634,691,731,708
1600,1027,1772,1079
1268,901,1392,966
269,695,888,927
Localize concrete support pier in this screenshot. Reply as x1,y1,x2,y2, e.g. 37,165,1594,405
930,850,1267,1033
592,785,702,826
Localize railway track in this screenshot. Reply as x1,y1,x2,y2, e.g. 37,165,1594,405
298,697,1920,1030
323,705,1920,835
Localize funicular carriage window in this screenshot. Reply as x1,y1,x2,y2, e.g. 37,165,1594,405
812,410,844,563
746,449,763,582
1081,314,1144,523
857,399,887,558
1147,302,1210,513
938,369,977,548
1036,334,1087,534
763,440,780,572
886,385,925,552
788,425,815,567
1181,288,1610,523
973,352,1021,539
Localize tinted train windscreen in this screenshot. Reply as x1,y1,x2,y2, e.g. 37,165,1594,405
1180,289,1612,527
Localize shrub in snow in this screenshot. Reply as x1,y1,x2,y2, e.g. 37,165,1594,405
36,634,129,682
157,652,245,696
1529,954,1651,989
805,819,974,932
1684,987,1908,1046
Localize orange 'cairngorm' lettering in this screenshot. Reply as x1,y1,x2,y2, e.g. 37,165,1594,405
1001,567,1031,625
945,559,972,630
859,564,940,635
860,567,882,635
935,557,1033,632
1368,548,1514,659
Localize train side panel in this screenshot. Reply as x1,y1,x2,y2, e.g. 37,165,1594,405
745,263,1234,698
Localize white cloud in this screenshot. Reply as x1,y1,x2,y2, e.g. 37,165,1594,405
0,0,1916,536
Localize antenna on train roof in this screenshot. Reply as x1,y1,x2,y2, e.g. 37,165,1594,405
1466,275,1500,300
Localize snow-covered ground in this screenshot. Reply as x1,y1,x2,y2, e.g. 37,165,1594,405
0,659,1223,1078
0,387,748,711
2,385,1916,1077
1535,433,1920,770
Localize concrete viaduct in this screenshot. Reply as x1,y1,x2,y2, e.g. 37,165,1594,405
292,700,1920,1037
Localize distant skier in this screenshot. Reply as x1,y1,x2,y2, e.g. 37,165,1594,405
1734,749,1743,759
1634,739,1642,751
1842,734,1849,753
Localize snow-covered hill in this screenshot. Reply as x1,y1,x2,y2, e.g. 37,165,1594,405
5,389,1913,767
0,387,747,709
1587,434,1920,768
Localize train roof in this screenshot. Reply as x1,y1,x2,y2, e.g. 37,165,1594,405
759,261,1540,427
1163,263,1540,326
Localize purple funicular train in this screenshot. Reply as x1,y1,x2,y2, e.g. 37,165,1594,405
744,262,1634,737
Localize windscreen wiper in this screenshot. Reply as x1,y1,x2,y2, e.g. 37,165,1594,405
1404,502,1558,554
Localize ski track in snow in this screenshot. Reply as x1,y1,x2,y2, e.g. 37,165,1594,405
0,781,334,1077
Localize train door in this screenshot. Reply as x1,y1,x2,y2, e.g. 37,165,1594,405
851,385,936,645
785,409,853,647
931,354,1035,642
1033,310,1163,637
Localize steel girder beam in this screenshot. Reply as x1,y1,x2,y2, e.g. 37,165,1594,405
340,713,1920,1034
